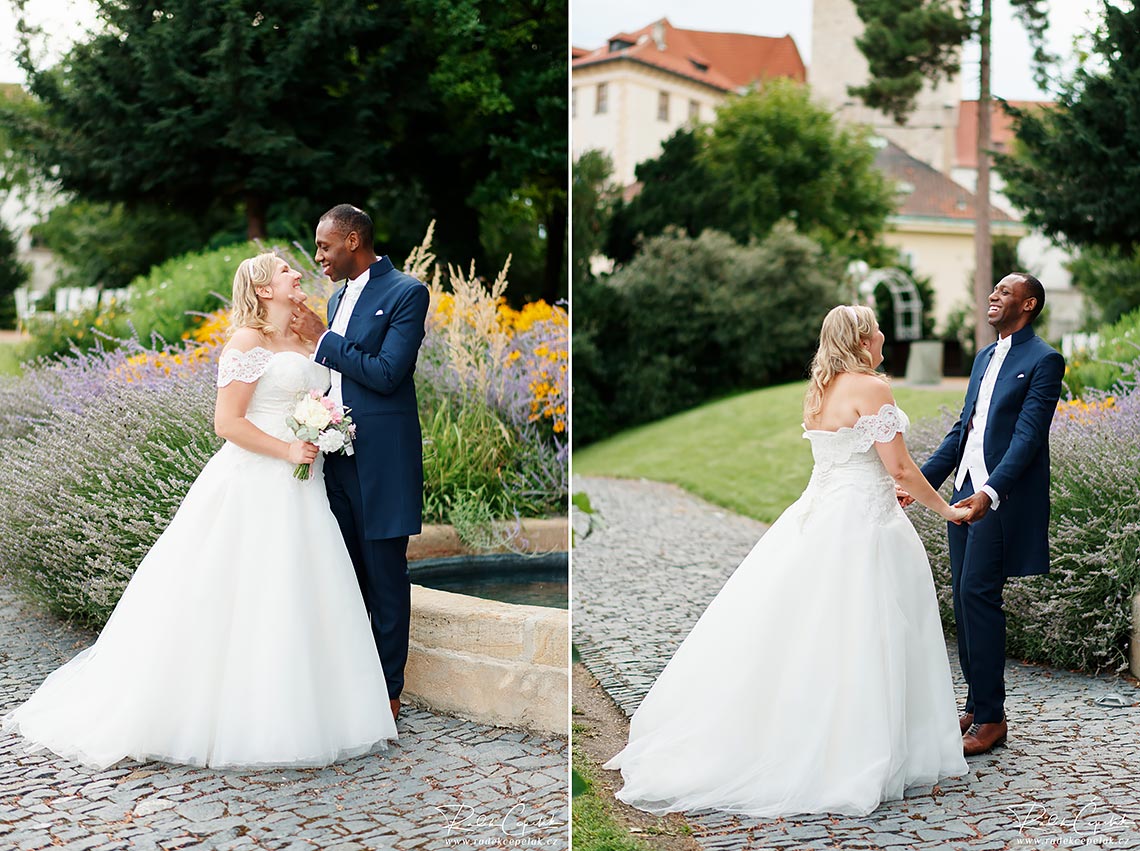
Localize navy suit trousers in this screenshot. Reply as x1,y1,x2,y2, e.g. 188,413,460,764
324,451,411,700
948,478,1007,724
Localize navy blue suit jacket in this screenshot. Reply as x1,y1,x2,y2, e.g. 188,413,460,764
920,325,1065,577
315,257,430,540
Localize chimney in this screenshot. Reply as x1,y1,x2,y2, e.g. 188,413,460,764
652,21,666,51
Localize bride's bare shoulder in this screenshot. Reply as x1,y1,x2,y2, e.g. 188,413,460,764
834,372,894,414
222,327,268,355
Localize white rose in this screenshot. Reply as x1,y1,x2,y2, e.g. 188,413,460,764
295,397,332,430
317,429,346,453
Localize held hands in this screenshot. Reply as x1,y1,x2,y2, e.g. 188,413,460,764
288,295,327,344
943,504,970,525
286,439,319,466
952,490,992,524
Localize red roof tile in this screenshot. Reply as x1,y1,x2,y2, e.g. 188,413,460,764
875,139,1016,222
571,18,805,92
956,99,1054,168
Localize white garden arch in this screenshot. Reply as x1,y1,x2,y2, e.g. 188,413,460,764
847,262,924,342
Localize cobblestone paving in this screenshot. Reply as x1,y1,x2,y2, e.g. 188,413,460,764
573,475,1140,851
0,585,568,851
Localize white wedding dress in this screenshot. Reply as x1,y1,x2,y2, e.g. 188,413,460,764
605,404,968,817
2,347,397,770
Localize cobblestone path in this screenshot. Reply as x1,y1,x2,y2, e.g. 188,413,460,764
573,475,1140,851
0,585,568,851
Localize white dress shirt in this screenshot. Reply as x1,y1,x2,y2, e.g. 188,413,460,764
955,334,1012,509
322,262,376,408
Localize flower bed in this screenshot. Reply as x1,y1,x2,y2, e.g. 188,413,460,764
0,229,567,628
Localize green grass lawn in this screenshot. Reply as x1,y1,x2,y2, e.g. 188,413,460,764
572,381,966,523
572,747,658,851
0,341,26,377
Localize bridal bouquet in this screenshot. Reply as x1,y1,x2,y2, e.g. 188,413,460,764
286,390,356,480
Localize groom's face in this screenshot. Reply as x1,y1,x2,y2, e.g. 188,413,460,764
314,219,356,282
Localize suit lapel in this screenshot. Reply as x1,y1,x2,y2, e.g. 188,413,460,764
343,257,396,338
326,283,347,326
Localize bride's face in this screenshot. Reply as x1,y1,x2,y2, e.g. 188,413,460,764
864,323,886,368
258,261,305,306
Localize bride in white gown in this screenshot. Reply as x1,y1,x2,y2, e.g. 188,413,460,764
2,252,397,770
605,305,970,817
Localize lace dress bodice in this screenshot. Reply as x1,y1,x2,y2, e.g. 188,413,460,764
800,403,910,524
217,347,331,441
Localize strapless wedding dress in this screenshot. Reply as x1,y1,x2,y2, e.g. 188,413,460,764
2,347,397,770
605,404,968,816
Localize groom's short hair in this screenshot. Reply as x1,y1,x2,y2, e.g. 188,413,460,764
1014,272,1046,321
320,204,374,250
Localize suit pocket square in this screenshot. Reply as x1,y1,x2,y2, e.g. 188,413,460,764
374,309,385,316
1017,373,1025,379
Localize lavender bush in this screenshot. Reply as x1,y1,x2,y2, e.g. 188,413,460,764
0,353,219,626
906,381,1140,674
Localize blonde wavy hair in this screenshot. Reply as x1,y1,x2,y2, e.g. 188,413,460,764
803,304,887,421
229,252,281,337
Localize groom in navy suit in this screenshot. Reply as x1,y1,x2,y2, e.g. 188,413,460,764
291,204,430,721
917,272,1064,756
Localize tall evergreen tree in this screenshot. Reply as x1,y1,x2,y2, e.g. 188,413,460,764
3,0,566,297
997,3,1140,252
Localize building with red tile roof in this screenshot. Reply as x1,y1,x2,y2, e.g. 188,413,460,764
873,138,1027,332
572,18,805,184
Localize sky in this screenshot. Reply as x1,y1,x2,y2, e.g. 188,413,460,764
571,0,1112,102
0,0,100,84
0,0,1116,99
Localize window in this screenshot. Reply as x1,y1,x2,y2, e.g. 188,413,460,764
657,91,669,122
688,100,699,122
571,87,577,119
596,82,608,115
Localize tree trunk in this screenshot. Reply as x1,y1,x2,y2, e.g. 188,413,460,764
542,197,567,304
245,194,268,241
973,0,995,353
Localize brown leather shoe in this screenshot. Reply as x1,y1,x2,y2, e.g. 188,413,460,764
959,713,974,734
390,698,401,720
963,718,1007,756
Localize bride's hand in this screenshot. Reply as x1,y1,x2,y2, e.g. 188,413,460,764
943,504,970,525
286,440,319,466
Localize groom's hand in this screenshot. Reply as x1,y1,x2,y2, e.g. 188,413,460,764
895,485,915,508
953,491,992,523
289,299,327,344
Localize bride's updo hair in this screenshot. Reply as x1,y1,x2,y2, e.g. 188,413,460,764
230,252,281,337
803,304,886,420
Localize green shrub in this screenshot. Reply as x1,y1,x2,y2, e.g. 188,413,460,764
1063,307,1140,398
576,224,841,445
120,241,259,344
19,241,258,361
18,296,132,360
1067,244,1140,324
